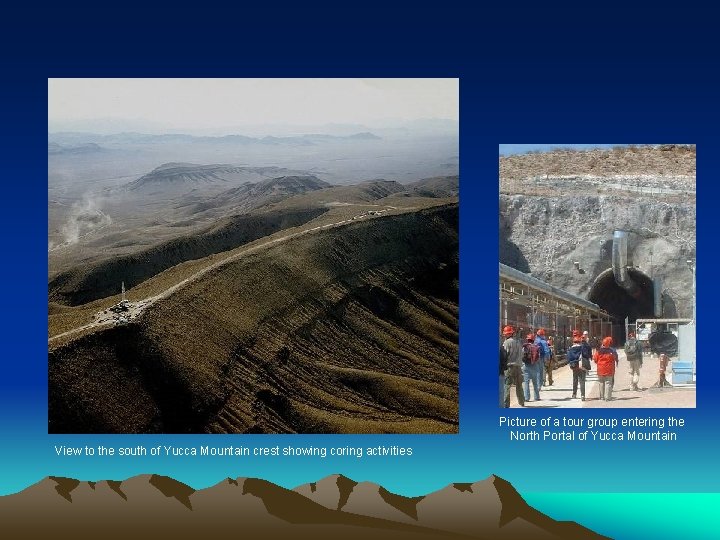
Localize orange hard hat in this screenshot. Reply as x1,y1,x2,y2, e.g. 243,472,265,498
602,336,614,347
503,325,515,336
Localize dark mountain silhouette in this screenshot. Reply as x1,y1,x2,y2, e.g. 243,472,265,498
0,474,608,539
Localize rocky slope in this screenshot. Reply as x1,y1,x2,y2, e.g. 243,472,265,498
176,175,331,217
49,206,329,306
501,144,695,192
49,205,459,434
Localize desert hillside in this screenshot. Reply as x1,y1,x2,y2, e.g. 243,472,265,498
49,205,459,434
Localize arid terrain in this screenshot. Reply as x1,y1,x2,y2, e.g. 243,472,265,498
48,129,459,434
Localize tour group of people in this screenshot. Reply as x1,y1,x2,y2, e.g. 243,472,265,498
499,326,645,407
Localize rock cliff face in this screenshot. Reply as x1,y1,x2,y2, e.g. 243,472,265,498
500,193,695,319
500,146,696,322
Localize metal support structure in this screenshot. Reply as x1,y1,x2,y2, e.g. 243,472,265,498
499,263,611,344
692,262,696,324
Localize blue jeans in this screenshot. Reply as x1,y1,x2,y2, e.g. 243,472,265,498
522,361,542,400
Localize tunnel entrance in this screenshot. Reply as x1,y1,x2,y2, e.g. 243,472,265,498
588,268,656,325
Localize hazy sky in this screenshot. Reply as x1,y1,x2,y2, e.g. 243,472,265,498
49,78,458,133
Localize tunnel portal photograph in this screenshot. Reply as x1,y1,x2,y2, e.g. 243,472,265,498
499,144,696,409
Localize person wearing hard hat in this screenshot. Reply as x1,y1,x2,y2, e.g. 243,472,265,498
522,332,542,402
624,332,643,391
501,325,525,407
544,335,555,386
533,329,551,396
567,330,592,401
499,344,508,407
593,336,619,401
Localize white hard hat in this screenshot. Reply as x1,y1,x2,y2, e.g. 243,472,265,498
583,331,589,335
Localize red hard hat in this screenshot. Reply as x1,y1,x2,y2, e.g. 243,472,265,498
602,336,614,347
536,328,545,336
503,325,515,336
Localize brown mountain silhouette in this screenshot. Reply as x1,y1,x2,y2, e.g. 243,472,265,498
294,474,424,524
0,474,608,540
294,474,607,538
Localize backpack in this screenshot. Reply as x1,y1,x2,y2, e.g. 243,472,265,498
522,342,540,364
566,345,582,367
500,345,509,374
535,337,550,358
625,339,639,357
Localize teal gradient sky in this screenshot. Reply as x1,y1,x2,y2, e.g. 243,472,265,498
525,493,720,540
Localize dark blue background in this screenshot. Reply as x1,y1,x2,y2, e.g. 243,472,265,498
0,5,716,498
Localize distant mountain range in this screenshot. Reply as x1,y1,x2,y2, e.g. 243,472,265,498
124,163,305,193
48,131,382,148
0,474,608,539
47,118,457,138
48,142,105,155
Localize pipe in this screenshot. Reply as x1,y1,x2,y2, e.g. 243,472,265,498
612,230,641,298
653,277,663,318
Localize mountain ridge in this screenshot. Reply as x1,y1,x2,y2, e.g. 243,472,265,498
1,473,608,539
48,131,383,147
49,205,459,434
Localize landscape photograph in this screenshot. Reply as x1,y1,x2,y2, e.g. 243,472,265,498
48,78,459,434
